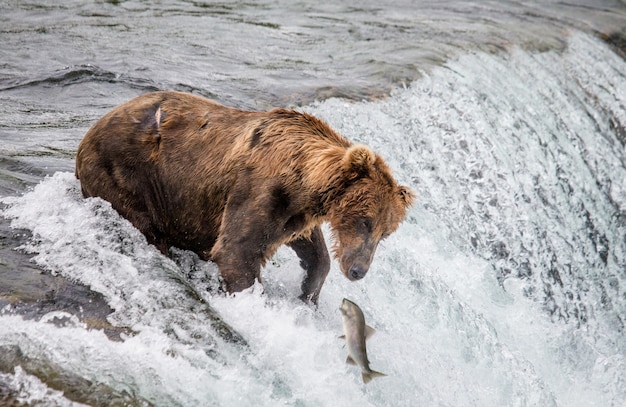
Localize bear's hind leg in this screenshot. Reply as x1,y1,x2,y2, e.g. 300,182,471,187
288,226,330,305
121,208,170,255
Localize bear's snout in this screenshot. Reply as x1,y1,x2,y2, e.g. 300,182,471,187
348,263,368,280
337,234,378,282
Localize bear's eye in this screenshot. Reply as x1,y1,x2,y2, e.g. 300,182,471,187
356,218,373,234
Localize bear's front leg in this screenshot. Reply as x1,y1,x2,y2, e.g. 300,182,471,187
288,226,330,304
212,245,261,293
210,221,266,293
209,181,281,294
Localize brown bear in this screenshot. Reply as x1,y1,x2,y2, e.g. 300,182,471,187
75,91,413,303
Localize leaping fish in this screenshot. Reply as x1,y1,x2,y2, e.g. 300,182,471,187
339,298,386,384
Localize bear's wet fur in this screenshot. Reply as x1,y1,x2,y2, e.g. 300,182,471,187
75,91,414,303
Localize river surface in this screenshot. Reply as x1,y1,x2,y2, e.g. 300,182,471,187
1,1,625,406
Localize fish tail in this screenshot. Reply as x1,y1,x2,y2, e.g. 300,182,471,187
362,370,386,384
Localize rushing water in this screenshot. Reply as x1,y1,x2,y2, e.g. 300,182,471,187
1,1,626,406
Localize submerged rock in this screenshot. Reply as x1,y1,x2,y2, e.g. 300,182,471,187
0,345,154,407
599,28,626,59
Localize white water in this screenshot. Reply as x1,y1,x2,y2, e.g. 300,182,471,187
1,32,625,406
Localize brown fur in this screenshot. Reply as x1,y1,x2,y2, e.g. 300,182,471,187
75,91,414,303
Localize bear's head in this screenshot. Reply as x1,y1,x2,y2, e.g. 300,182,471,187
328,145,414,281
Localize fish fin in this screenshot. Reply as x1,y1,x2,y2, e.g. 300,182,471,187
339,335,345,340
362,370,386,384
346,356,357,365
364,325,376,340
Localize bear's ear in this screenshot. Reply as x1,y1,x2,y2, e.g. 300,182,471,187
343,145,376,177
398,186,415,207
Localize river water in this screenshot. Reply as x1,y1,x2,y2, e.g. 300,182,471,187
1,1,625,406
